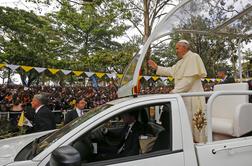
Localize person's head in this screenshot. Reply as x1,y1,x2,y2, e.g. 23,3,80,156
75,98,87,110
31,94,47,109
121,110,138,125
217,68,227,79
175,40,190,59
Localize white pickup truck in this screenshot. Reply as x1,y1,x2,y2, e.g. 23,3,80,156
1,0,252,165
1,88,252,166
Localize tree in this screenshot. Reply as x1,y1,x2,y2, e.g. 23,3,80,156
0,6,65,86
149,0,252,78
0,0,134,86
242,50,252,78
120,0,176,68
156,16,241,77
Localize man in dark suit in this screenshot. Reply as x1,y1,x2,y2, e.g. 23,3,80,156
64,98,87,125
30,94,56,133
116,111,143,157
99,110,143,159
217,68,235,84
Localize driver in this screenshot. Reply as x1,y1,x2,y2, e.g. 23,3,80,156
98,110,143,159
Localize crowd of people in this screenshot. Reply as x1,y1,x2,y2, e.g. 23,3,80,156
0,82,219,113
0,84,118,136
0,84,118,113
0,78,222,138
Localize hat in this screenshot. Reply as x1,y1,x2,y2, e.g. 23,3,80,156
178,39,189,45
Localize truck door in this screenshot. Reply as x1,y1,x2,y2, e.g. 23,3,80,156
196,137,252,166
81,99,185,166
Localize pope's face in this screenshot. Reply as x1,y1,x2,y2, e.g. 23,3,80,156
175,43,187,59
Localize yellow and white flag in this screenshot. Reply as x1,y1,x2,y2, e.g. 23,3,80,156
18,112,33,127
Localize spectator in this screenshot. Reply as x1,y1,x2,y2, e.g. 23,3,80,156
217,67,235,84
29,93,56,133
64,97,87,125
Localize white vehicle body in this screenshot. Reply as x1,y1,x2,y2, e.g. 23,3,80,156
1,92,252,166
1,0,251,165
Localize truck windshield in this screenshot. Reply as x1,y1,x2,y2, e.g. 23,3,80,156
35,104,112,155
120,52,140,87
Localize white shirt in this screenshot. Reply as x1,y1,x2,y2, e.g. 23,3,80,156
35,105,44,114
76,108,84,117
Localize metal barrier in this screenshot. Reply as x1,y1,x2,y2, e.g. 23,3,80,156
0,109,90,121
0,109,89,121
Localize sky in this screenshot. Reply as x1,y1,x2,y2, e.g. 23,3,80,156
0,0,59,15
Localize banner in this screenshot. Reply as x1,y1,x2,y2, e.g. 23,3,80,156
106,73,116,79
152,76,159,81
95,72,105,78
0,64,5,69
117,74,123,79
0,63,223,83
21,66,33,72
205,78,211,82
7,64,19,71
143,76,151,81
61,70,72,75
48,68,59,75
160,77,167,81
85,71,94,77
34,67,46,73
73,71,83,77
168,77,174,81
211,78,216,82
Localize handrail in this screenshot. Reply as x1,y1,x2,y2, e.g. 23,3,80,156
0,109,90,121
212,144,252,154
180,91,214,97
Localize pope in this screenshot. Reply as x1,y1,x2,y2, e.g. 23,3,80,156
148,39,207,142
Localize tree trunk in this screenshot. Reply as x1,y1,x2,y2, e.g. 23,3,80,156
143,0,151,73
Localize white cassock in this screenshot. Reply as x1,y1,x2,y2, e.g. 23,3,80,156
156,50,207,143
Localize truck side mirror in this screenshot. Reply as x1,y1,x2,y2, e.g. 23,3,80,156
50,145,81,166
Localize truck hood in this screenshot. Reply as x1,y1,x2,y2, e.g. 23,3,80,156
0,130,53,165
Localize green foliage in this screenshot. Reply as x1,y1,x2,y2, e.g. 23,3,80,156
49,0,128,56
152,12,251,77
0,6,64,86
0,0,135,86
